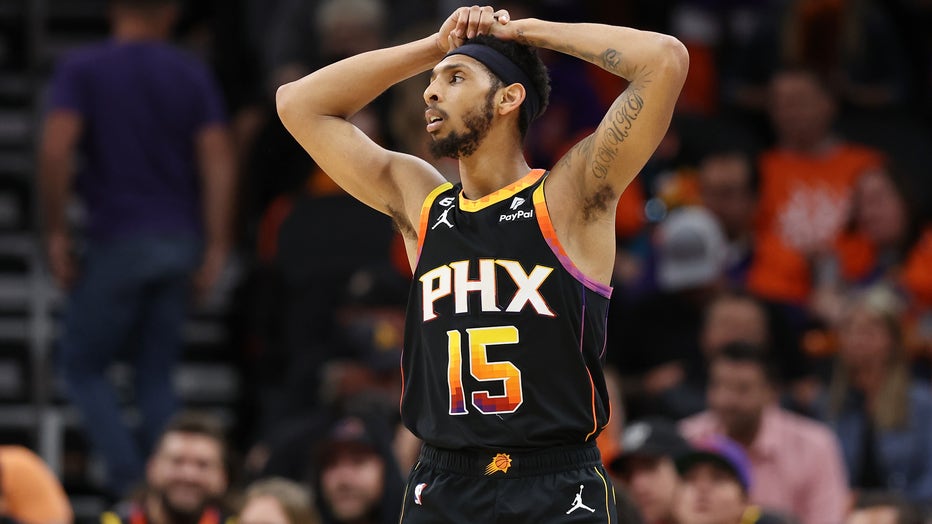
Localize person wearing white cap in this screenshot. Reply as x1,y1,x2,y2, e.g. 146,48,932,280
656,206,728,294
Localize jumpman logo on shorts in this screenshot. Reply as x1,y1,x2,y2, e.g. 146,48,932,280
565,484,596,514
432,206,454,229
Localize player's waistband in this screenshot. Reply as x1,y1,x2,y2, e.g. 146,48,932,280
418,442,602,478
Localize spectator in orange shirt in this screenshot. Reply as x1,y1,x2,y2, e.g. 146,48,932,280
842,165,932,304
0,446,73,524
808,163,932,327
747,67,883,305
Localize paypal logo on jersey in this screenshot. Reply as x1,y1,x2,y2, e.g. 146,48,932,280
500,196,533,222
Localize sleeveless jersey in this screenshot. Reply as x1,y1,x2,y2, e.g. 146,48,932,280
401,169,612,450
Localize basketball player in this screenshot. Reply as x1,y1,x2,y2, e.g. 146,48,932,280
277,6,688,522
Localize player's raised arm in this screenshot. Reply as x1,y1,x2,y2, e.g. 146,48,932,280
497,19,688,198
275,20,464,229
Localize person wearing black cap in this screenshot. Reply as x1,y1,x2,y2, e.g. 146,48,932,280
608,418,691,524
277,5,688,523
674,435,796,524
312,414,404,524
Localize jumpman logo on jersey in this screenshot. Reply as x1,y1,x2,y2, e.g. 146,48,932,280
565,484,596,515
432,206,455,229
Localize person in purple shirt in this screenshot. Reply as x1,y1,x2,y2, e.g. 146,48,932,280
37,0,235,497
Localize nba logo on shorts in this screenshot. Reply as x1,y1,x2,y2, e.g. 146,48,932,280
414,483,428,505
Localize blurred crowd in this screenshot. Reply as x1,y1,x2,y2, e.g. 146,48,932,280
13,0,932,523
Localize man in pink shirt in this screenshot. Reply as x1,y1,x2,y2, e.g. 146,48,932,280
680,343,849,524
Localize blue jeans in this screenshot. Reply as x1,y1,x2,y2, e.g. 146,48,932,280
58,234,201,496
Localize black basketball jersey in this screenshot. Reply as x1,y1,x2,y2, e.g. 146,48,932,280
401,169,612,450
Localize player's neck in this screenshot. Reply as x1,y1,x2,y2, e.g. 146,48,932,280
457,131,530,200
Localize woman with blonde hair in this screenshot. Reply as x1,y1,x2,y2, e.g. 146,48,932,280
820,285,932,505
238,478,320,524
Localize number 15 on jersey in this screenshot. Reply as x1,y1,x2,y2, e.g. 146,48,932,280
447,326,524,415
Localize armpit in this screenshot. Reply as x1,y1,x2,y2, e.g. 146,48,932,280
388,205,417,238
581,184,616,222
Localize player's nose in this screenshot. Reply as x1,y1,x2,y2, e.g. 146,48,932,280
423,79,441,105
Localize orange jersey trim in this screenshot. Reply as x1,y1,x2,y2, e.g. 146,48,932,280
416,182,455,260
458,169,546,212
532,182,613,298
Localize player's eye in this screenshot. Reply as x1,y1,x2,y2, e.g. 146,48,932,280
451,74,464,83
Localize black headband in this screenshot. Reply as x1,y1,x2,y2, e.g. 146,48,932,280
445,43,541,123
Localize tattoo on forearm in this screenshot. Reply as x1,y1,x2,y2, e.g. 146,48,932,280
550,44,623,74
515,28,529,45
600,49,621,73
592,90,645,179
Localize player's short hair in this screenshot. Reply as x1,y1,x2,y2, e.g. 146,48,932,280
464,34,551,138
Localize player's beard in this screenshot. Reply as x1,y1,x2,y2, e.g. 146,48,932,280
429,88,496,160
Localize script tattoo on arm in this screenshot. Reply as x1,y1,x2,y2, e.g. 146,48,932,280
591,88,645,180
556,134,594,171
550,44,623,75
600,49,621,72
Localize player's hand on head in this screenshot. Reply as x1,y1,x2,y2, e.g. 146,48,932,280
436,6,511,53
486,9,522,41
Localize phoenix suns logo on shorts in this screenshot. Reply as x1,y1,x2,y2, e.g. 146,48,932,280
485,453,512,475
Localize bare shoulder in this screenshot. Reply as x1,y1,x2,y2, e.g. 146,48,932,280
384,152,451,239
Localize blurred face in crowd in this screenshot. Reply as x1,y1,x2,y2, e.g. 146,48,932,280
674,462,746,524
616,455,680,524
239,495,291,524
838,306,896,373
147,432,228,521
317,0,384,62
698,154,756,241
769,71,835,150
321,446,385,522
708,359,772,443
701,297,769,358
853,169,907,250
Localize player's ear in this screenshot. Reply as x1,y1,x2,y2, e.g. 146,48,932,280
497,83,526,118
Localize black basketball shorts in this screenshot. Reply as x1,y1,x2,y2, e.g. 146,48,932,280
399,442,619,523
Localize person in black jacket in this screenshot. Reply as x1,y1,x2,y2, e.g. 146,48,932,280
311,414,403,524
